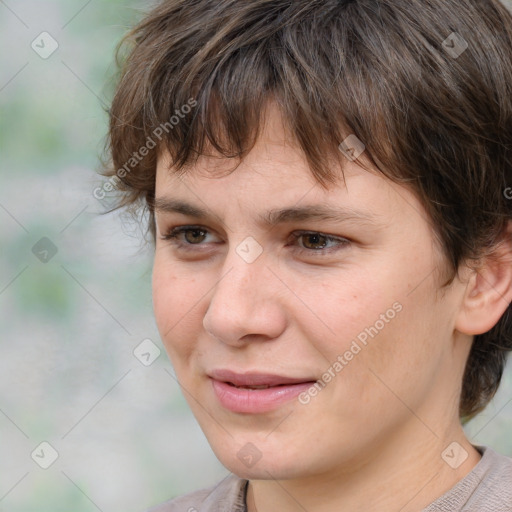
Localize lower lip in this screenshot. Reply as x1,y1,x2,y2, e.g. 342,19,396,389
210,379,315,413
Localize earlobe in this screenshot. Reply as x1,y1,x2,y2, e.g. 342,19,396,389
455,223,512,336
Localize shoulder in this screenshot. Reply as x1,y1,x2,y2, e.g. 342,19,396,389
423,445,512,512
460,445,512,498
144,474,248,512
475,446,512,502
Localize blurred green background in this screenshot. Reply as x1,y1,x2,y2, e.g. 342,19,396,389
0,1,511,511
0,2,227,511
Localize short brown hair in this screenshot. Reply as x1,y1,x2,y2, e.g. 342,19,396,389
103,0,512,419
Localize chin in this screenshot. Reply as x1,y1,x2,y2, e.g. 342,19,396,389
219,453,299,481
206,433,315,481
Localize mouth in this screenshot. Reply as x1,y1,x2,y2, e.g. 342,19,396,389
209,369,316,387
224,382,301,390
208,369,317,413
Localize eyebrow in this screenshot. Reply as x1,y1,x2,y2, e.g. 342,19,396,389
153,197,379,227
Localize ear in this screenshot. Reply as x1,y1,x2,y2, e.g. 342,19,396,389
455,221,512,336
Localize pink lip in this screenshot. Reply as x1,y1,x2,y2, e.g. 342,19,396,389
209,369,316,413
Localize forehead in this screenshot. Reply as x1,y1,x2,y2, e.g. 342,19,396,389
158,104,358,187
154,102,426,230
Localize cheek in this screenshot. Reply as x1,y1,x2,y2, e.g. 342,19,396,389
298,254,446,401
152,258,204,361
290,265,401,355
324,280,448,422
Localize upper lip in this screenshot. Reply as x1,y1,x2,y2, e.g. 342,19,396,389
209,369,316,387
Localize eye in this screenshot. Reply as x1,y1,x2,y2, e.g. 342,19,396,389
291,231,350,255
160,225,350,257
160,225,220,249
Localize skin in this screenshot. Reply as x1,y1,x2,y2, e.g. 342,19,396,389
152,101,512,512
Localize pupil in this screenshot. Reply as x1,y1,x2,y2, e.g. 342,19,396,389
306,234,326,249
186,229,205,244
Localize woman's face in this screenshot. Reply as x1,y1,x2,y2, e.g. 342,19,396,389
152,103,470,480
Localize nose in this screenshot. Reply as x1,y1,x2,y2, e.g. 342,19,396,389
202,246,287,347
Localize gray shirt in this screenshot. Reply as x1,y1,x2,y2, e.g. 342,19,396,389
146,446,512,511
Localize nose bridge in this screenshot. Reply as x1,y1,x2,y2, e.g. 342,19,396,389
203,240,284,344
216,234,268,296
211,240,268,313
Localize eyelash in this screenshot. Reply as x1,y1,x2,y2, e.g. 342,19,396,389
160,225,350,256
